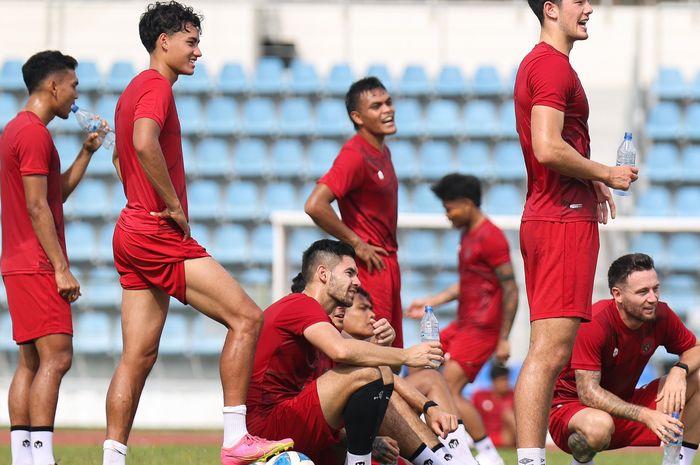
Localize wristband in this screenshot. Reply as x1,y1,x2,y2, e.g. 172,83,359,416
673,361,689,373
422,400,438,415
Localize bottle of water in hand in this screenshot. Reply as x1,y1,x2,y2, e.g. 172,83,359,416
613,132,636,196
71,104,115,150
662,412,682,465
420,305,440,342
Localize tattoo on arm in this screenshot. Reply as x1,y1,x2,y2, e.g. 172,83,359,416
495,263,518,340
576,370,642,421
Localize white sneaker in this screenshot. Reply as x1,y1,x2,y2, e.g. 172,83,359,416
475,453,505,465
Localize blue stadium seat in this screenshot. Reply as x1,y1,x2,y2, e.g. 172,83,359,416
239,268,272,306
685,103,700,141
250,224,273,264
390,140,417,180
210,224,248,265
73,312,112,354
0,93,17,130
190,314,227,356
233,138,269,178
463,100,499,138
223,182,260,221
65,179,110,219
218,62,249,94
398,65,431,96
279,98,313,136
651,67,687,100
0,312,14,351
189,223,211,250
252,57,286,95
159,313,190,355
645,144,680,183
680,145,700,183
401,230,438,267
188,180,221,221
366,64,394,92
505,66,518,96
324,63,354,96
629,233,666,270
204,96,239,136
105,61,136,92
289,60,321,95
95,94,119,132
645,102,682,141
425,100,460,138
418,141,454,180
412,184,442,213
400,270,429,317
53,135,83,168
288,228,325,265
241,97,276,136
690,71,700,100
65,222,96,263
498,100,518,138
663,274,697,317
174,62,211,94
493,141,525,181
175,96,203,135
110,184,127,218
195,137,231,177
307,139,340,178
669,233,700,273
315,99,351,137
394,99,423,138
181,137,196,175
0,59,24,92
472,65,503,97
439,230,460,263
456,142,491,179
435,65,468,97
483,185,523,215
82,266,121,308
95,225,114,263
299,182,316,207
76,61,102,92
398,182,411,212
262,182,298,217
635,186,673,216
676,187,700,217
433,270,458,292
270,139,306,178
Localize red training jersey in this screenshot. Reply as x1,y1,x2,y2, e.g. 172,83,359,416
553,299,696,403
457,219,511,330
472,388,514,446
0,111,67,275
514,42,597,222
114,69,188,233
318,134,398,252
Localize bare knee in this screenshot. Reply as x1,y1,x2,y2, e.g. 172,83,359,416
573,411,614,451
528,340,574,375
378,366,394,385
121,346,159,377
224,303,263,335
350,366,383,387
41,347,73,377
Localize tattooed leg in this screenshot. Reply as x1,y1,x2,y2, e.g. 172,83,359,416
568,432,600,463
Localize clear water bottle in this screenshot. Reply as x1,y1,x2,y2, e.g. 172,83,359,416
613,132,636,196
71,104,115,150
662,411,682,465
420,305,440,342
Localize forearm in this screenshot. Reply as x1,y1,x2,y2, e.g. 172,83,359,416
306,201,362,247
678,344,700,373
332,338,406,367
427,283,460,307
28,204,69,271
60,147,94,201
539,140,610,182
499,282,518,341
137,145,180,209
577,371,647,423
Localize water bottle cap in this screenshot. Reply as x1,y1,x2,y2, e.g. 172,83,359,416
70,104,79,113
624,132,632,140
672,411,680,419
425,305,433,313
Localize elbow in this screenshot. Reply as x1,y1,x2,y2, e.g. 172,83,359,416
532,140,558,166
304,198,320,220
329,345,352,364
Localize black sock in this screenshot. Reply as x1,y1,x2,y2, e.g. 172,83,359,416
682,441,699,449
343,378,387,455
409,444,427,462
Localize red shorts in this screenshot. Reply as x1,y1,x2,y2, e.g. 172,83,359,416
3,273,72,343
247,379,341,464
113,224,209,304
440,321,498,381
357,254,403,348
549,379,660,452
520,221,599,322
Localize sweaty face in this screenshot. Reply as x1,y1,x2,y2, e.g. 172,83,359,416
342,294,375,339
53,69,79,119
327,256,360,308
613,269,660,327
163,23,202,76
351,89,396,137
556,0,593,42
442,199,473,229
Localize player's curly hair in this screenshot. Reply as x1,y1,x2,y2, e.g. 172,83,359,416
139,1,203,53
291,239,356,292
528,0,562,25
22,50,77,94
607,253,655,292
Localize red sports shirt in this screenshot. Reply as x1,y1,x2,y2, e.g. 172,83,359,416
553,299,696,403
472,388,514,445
319,134,398,252
514,42,597,222
115,69,188,233
0,111,66,275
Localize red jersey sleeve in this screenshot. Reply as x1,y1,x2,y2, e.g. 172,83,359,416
482,225,511,269
662,305,697,355
133,76,172,129
570,319,607,372
276,296,331,336
318,148,366,200
529,55,576,112
16,124,54,176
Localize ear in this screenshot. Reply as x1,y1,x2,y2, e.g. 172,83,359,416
350,110,363,128
611,286,623,304
317,264,329,284
157,32,169,52
543,1,560,21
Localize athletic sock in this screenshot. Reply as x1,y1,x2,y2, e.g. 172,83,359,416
438,424,479,464
517,447,545,465
408,443,449,465
346,451,372,465
103,439,127,465
474,435,500,461
30,427,55,465
343,379,388,457
10,425,32,465
223,405,248,448
681,441,699,465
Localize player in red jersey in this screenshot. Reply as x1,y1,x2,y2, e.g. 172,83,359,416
103,3,291,465
0,50,106,465
407,173,518,465
549,253,700,465
514,2,639,463
305,77,404,348
247,240,450,465
472,365,515,449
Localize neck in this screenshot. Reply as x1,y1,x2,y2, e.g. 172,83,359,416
615,302,643,331
149,55,178,85
540,28,574,56
302,285,337,315
466,210,486,232
357,129,385,151
23,95,55,125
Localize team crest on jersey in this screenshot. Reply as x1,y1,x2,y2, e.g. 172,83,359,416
613,347,619,357
377,170,385,180
641,337,654,354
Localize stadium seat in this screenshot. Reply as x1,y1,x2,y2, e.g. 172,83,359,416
189,223,211,250
425,100,460,138
261,182,298,217
690,71,700,100
233,138,269,178
95,224,115,263
270,139,306,178
471,65,504,96
210,224,248,265
190,314,227,356
222,182,260,221
315,99,352,137
635,186,673,216
159,313,190,355
65,222,96,263
0,312,14,352
675,187,700,217
218,62,249,94
82,266,121,309
174,62,211,94
110,184,127,217
0,59,24,92
366,64,394,92
287,228,325,265
483,185,523,215
195,137,232,177
105,61,136,92
65,179,110,219
492,141,525,181
412,184,442,213
463,100,499,138
279,98,314,136
204,96,239,136
289,60,321,95
498,100,518,138
241,97,276,136
680,145,700,183
629,233,666,271
0,93,17,130
435,65,468,97
645,144,680,183
418,141,454,180
175,96,203,135
73,312,112,354
324,63,354,96
398,64,431,96
456,141,491,179
95,94,119,131
187,180,221,221
645,102,682,141
662,274,697,317
390,140,417,180
76,60,102,92
181,137,196,175
239,267,272,306
401,230,438,267
400,270,429,318
394,99,423,138
686,103,700,141
250,224,273,264
668,233,700,273
439,230,460,263
307,139,340,178
53,135,83,167
299,182,316,206
398,182,411,212
252,57,286,95
651,67,687,100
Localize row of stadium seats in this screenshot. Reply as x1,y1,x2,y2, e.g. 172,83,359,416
645,101,700,141
635,185,700,216
650,67,700,101
0,57,516,97
645,144,700,183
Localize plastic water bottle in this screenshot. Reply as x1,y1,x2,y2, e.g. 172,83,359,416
420,305,440,342
71,104,115,150
613,132,636,196
662,411,682,465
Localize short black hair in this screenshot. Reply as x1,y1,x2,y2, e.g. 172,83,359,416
490,363,510,380
431,173,482,207
345,77,387,130
356,287,372,305
22,51,77,95
528,0,561,25
607,253,655,292
291,239,356,292
139,1,203,53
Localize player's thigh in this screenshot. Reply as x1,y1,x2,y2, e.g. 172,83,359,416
442,359,470,391
34,333,73,364
405,367,446,395
316,365,383,428
184,256,260,324
120,288,169,357
530,317,581,358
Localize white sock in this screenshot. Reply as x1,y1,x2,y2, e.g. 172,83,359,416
103,439,127,465
682,444,698,465
409,444,449,465
438,425,479,464
346,451,372,465
30,429,55,465
10,428,32,465
517,447,545,465
571,458,594,465
223,405,248,448
474,435,499,459
460,423,475,448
